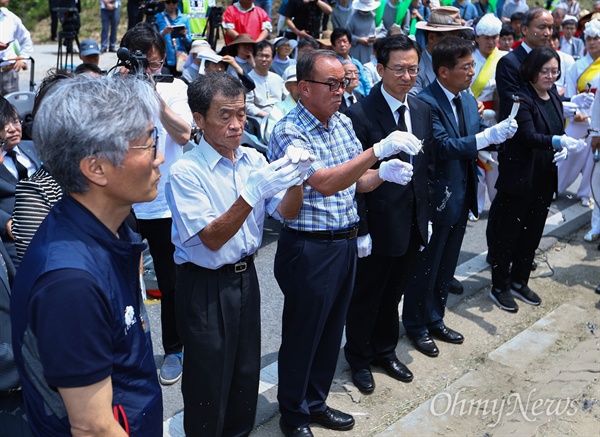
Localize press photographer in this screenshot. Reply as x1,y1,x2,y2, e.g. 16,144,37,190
119,22,191,386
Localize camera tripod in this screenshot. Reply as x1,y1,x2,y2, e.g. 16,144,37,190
56,30,80,71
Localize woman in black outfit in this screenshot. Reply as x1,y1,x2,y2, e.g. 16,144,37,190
487,47,585,313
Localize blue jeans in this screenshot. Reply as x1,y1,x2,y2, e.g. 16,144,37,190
101,7,120,50
255,0,272,18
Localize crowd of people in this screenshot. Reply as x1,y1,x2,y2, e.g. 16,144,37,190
0,0,599,436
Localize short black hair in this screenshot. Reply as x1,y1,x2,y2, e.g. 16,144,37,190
330,28,352,45
431,35,475,75
519,46,561,83
187,73,247,116
376,35,422,66
551,30,561,40
74,63,103,75
121,22,166,58
511,12,525,23
298,37,320,51
0,97,19,129
256,40,274,56
500,24,516,38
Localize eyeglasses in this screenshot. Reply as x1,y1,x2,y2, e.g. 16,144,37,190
539,69,560,77
147,59,165,70
256,53,272,59
4,119,21,131
384,64,420,77
345,70,359,77
304,78,351,92
130,127,159,159
454,62,476,72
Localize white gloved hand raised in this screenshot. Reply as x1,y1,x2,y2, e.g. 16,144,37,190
357,234,372,258
241,156,301,207
378,159,414,185
373,130,422,159
570,92,595,109
552,148,569,163
559,135,587,153
286,145,316,185
483,117,518,145
562,102,578,118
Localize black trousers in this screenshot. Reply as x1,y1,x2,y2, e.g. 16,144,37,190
137,218,181,355
403,196,470,337
275,230,357,427
344,221,421,371
176,261,261,437
488,185,553,292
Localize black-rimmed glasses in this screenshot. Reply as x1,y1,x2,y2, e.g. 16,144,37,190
130,127,159,159
304,78,351,92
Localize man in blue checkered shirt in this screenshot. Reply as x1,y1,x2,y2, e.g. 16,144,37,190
268,49,423,437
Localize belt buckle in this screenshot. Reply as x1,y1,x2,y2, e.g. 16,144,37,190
234,261,247,273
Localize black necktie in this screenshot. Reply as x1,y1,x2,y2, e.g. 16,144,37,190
453,96,466,137
5,150,28,181
397,105,407,131
348,95,355,105
397,105,413,164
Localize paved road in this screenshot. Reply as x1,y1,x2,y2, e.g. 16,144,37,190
19,44,598,435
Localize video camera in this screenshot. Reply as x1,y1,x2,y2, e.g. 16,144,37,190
140,0,165,23
115,47,174,83
51,0,81,34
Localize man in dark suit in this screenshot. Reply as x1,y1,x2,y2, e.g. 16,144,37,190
339,60,364,114
0,98,40,267
404,36,517,357
496,8,553,120
344,35,435,395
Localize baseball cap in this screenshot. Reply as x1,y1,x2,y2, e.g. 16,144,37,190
80,39,101,56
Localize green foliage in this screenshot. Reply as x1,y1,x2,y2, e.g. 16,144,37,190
8,0,49,30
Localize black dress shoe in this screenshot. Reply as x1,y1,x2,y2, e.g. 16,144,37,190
373,359,413,383
429,326,464,344
596,284,600,295
531,261,537,271
351,368,375,394
310,407,354,431
449,277,464,295
409,333,439,357
279,417,314,437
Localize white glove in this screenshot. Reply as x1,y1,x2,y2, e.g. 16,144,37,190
552,148,569,163
562,102,578,118
482,117,518,146
378,159,414,185
373,130,422,160
241,157,301,207
570,92,595,110
286,145,316,185
357,234,372,258
559,135,587,153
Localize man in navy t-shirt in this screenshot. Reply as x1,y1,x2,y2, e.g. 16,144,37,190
10,76,164,436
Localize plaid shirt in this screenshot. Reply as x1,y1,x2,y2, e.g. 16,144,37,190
267,101,362,232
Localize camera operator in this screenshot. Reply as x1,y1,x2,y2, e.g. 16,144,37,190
0,0,34,96
120,22,192,385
